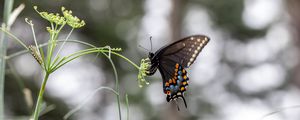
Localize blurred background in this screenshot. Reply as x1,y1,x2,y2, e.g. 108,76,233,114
1,0,300,120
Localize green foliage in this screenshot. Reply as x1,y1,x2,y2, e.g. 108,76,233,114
0,5,151,120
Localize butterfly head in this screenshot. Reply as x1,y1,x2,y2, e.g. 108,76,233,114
148,52,155,60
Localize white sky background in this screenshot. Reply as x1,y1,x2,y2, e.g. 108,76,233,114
10,0,300,119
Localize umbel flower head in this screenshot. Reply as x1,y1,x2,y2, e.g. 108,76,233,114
34,6,66,25
34,6,85,29
62,7,85,28
137,58,151,87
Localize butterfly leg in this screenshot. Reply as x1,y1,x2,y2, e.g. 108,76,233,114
146,63,158,75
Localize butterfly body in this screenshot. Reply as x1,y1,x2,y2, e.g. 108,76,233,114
146,35,210,108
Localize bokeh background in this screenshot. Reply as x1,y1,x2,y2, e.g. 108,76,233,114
1,0,300,120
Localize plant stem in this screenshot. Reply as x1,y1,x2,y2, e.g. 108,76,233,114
32,73,50,120
54,28,74,59
63,86,118,120
109,51,139,69
0,0,14,118
0,30,7,120
105,54,122,120
29,20,40,54
0,26,27,49
125,94,129,120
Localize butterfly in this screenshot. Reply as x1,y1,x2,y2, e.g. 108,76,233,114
146,35,210,109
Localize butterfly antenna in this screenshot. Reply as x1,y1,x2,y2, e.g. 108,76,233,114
149,36,153,52
138,44,150,52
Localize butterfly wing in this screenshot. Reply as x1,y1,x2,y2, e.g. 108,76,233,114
159,35,210,68
155,35,210,104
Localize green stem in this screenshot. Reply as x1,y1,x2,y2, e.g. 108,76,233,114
52,49,106,70
109,51,139,69
54,28,73,59
125,94,129,120
63,86,118,120
0,0,14,119
6,40,94,60
63,52,124,120
0,27,27,49
0,30,7,120
104,54,122,120
32,73,50,120
29,20,40,54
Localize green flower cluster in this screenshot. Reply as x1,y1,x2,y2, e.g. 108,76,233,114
34,6,66,25
34,6,85,29
111,48,122,51
62,7,85,28
137,58,151,87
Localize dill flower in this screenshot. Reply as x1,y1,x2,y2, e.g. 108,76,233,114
137,58,151,88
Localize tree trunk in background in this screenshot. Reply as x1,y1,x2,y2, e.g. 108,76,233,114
170,0,186,41
287,0,300,86
164,0,187,120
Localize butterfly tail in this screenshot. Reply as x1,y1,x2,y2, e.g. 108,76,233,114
181,96,187,108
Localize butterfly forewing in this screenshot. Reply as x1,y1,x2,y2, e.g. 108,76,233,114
159,35,210,68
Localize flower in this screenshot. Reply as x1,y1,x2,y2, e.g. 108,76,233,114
34,6,66,25
62,7,85,28
137,58,151,87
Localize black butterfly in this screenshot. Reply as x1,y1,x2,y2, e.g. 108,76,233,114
146,35,210,109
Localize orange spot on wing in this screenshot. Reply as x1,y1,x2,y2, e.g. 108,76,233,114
182,69,186,74
175,63,179,68
169,79,173,84
165,82,170,87
180,87,185,91
182,81,187,85
183,75,187,80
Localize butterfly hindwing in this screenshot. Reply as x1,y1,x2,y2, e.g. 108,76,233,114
157,35,209,90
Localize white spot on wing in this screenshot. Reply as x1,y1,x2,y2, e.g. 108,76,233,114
194,50,199,55
190,58,194,62
204,37,208,41
192,54,196,58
